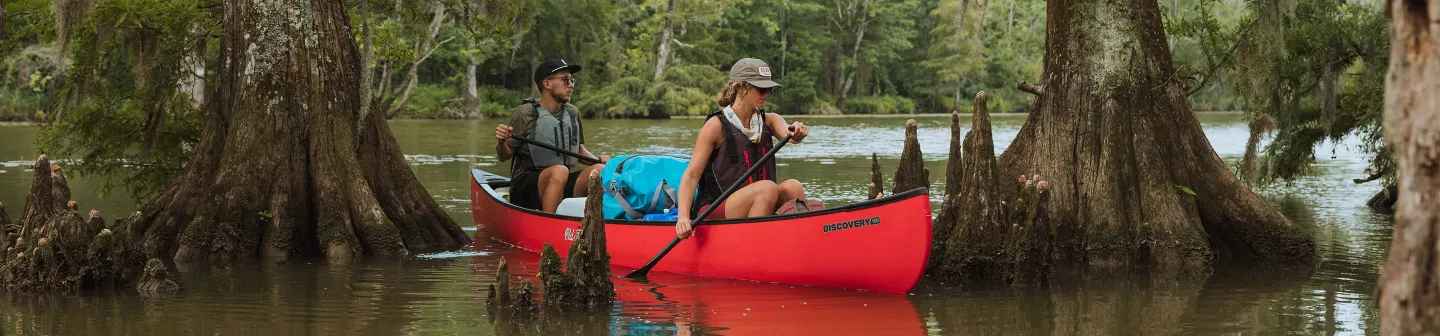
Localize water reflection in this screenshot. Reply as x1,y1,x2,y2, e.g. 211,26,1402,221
0,115,1394,334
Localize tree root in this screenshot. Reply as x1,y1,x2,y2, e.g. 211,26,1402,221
2,155,145,292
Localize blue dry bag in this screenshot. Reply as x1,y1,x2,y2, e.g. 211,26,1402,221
600,154,693,220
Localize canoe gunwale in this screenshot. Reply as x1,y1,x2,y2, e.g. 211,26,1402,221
471,168,930,226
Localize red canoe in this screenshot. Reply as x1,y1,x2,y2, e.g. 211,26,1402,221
469,169,933,293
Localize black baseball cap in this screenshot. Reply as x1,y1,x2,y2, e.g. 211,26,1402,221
534,59,582,85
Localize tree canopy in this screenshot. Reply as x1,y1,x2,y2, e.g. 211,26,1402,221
0,0,1391,203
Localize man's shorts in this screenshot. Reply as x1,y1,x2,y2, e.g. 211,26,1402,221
510,168,582,210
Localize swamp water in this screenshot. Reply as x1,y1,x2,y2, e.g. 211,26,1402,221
0,114,1390,335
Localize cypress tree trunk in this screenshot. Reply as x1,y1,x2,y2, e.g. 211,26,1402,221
993,0,1315,271
118,0,470,263
1378,0,1440,333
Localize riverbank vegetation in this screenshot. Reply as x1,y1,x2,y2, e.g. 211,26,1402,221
2,0,1375,121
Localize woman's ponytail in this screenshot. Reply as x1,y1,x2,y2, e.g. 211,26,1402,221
716,81,751,107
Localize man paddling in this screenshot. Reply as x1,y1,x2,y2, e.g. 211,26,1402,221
494,59,609,212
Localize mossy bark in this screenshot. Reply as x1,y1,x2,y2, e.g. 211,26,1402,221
114,0,469,263
930,93,1052,286
487,174,614,334
1,203,13,253
930,111,965,268
537,171,615,311
993,0,1314,272
892,119,930,194
136,258,179,296
1377,0,1440,333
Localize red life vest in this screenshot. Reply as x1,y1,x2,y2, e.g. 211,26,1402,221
691,110,778,216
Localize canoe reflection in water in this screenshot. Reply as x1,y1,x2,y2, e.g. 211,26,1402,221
475,246,926,335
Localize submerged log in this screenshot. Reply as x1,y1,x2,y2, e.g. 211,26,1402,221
892,119,930,194
1366,183,1397,211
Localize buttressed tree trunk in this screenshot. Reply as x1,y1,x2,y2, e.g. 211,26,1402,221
116,0,470,263
994,0,1315,271
1378,0,1440,333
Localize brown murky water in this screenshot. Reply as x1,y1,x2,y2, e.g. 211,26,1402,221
0,114,1390,335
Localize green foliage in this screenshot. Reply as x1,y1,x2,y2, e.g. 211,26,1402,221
1168,0,1390,187
0,44,64,120
36,0,213,200
1175,184,1196,196
399,84,464,118
842,95,916,115
22,0,1389,202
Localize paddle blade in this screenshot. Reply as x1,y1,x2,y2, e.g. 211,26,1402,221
622,267,651,279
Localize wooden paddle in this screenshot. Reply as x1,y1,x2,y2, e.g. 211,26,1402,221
509,134,603,164
623,126,797,279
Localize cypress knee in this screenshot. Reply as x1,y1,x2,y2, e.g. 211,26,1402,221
893,119,930,194
930,92,1010,282
539,171,615,311
869,153,884,200
930,109,968,271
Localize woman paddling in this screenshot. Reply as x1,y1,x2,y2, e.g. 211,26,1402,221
675,58,810,239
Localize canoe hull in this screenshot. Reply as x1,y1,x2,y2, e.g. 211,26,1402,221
469,169,932,293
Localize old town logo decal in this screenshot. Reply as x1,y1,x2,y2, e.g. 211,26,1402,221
822,216,881,233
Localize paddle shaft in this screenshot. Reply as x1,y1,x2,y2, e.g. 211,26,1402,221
509,134,602,164
625,128,797,278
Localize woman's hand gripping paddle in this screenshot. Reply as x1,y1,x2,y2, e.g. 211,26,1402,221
623,126,797,279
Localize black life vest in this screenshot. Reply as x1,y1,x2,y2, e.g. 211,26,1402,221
691,110,778,216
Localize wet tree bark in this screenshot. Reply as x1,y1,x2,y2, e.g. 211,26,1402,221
538,172,615,311
1365,183,1397,211
931,94,1007,280
1378,0,1440,333
868,153,884,200
116,0,470,263
892,120,929,194
993,0,1315,271
930,93,1051,285
3,156,144,291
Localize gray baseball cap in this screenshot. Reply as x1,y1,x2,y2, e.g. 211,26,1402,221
729,58,782,88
